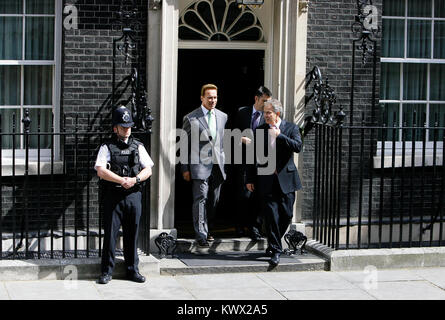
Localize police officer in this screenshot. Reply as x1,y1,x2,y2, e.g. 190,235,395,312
95,106,154,284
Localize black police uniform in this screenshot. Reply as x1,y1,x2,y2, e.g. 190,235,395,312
100,135,144,277
96,106,150,284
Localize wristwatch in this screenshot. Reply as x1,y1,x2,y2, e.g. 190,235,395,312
136,176,141,185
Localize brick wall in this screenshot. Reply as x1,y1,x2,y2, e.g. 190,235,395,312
301,0,442,241
303,0,380,222
1,0,148,237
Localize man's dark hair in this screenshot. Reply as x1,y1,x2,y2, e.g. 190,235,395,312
254,86,272,98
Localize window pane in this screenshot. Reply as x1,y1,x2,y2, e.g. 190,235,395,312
26,0,54,14
430,64,445,101
29,108,52,149
429,104,445,141
407,20,431,58
24,66,53,105
434,21,445,59
381,63,400,100
0,17,23,60
382,19,405,57
383,0,405,16
379,103,400,141
0,108,21,148
403,64,427,100
0,0,22,14
435,0,445,18
408,0,432,17
402,104,426,141
0,66,20,105
25,17,54,60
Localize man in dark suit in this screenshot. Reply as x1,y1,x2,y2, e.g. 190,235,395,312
181,84,228,247
234,86,272,240
246,98,303,267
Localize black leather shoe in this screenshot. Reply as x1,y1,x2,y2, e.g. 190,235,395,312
197,239,210,247
127,272,146,283
249,227,264,241
207,234,215,242
98,273,112,284
250,232,264,241
269,253,280,267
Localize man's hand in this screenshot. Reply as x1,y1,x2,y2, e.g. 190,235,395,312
241,136,252,145
246,183,255,192
269,127,281,138
121,177,137,189
183,171,191,182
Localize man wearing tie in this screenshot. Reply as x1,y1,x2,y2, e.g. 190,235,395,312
234,86,272,240
246,98,303,267
181,84,228,247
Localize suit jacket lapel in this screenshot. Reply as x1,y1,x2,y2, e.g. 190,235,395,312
259,112,265,127
279,119,286,132
216,109,225,140
197,107,210,131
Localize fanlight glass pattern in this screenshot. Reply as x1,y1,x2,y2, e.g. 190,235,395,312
179,0,264,41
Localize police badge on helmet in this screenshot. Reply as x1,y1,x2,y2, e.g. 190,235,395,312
112,106,134,127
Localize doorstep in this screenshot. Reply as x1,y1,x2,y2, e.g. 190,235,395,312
157,250,329,275
154,237,328,275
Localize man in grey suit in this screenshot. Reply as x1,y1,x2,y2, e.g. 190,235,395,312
181,84,228,247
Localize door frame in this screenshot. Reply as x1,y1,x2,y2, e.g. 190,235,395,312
148,0,309,246
174,48,267,236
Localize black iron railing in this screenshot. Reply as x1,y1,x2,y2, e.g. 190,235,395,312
0,112,151,259
307,1,444,250
310,115,445,250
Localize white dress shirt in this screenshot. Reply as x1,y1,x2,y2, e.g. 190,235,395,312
201,105,213,123
269,118,282,148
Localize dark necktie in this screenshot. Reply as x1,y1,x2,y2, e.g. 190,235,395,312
251,111,260,130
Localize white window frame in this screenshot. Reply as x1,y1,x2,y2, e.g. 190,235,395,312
0,0,62,174
377,0,445,168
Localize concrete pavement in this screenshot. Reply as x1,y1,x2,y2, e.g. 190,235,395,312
0,266,444,300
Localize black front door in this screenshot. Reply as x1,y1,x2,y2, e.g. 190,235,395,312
175,49,265,238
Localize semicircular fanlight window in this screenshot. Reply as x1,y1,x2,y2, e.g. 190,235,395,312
179,0,264,42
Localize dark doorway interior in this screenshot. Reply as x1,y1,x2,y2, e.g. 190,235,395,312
175,49,265,238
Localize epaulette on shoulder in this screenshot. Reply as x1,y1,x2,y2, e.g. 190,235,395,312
131,137,143,146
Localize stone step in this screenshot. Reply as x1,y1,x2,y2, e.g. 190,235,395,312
154,238,328,276
157,250,329,276
173,238,270,254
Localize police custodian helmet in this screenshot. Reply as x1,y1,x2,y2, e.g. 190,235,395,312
112,106,134,127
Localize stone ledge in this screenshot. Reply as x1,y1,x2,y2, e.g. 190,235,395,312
159,262,327,275
305,240,445,271
0,254,160,281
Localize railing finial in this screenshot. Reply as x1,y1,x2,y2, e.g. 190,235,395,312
22,108,31,134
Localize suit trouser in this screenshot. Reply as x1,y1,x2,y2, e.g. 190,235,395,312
235,165,262,233
263,175,295,253
191,166,223,242
101,188,141,275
